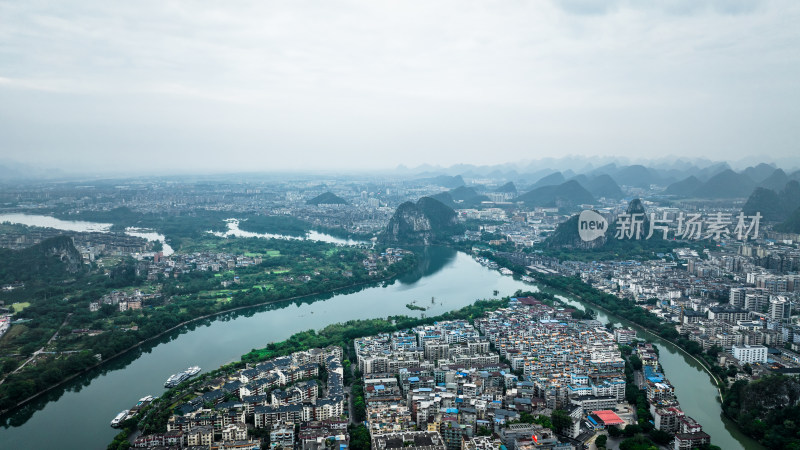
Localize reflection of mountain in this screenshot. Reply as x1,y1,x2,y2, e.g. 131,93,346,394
397,246,458,285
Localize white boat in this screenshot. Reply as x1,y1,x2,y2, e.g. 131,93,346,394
164,366,201,387
111,410,129,427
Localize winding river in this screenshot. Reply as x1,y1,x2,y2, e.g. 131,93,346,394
0,215,761,449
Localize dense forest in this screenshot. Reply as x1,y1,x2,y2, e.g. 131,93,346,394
723,375,800,449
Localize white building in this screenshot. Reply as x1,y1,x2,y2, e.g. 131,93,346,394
732,345,768,364
769,296,792,321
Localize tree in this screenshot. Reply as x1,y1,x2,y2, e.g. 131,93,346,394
623,424,641,437
648,428,672,445
619,435,657,450
595,434,607,449
550,409,572,434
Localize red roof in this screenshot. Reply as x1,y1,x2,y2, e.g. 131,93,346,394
516,297,542,305
592,410,624,426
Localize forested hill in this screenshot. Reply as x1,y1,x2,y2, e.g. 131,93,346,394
381,197,463,245
0,235,83,283
306,191,348,205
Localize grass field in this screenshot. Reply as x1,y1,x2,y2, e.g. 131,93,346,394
0,324,28,345
10,302,30,313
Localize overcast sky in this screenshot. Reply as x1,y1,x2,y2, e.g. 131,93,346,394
1,0,798,174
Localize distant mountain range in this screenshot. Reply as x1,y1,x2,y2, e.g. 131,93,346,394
544,198,649,249
401,158,800,202
515,180,595,207
494,182,517,194
664,167,800,200
775,208,800,234
742,181,800,222
431,186,490,209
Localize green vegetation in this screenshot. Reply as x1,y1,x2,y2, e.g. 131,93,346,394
241,299,507,363
349,424,371,450
540,236,702,262
431,186,489,209
307,192,348,205
664,175,703,196
10,302,31,313
0,235,417,412
723,375,800,448
405,303,427,311
236,215,309,236
352,370,366,422
53,208,327,250
775,206,800,234
0,235,83,284
550,409,572,434
381,197,464,245
515,180,594,207
56,207,230,249
111,298,510,447
743,180,800,222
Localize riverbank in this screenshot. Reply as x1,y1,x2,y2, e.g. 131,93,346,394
519,272,762,449
533,279,726,391
108,298,512,447
529,275,727,391
0,264,413,417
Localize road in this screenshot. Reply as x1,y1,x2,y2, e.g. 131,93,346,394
1,313,73,384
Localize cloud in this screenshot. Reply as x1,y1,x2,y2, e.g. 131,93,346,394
0,0,798,173
552,0,763,16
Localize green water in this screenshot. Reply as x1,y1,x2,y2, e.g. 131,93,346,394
0,247,760,449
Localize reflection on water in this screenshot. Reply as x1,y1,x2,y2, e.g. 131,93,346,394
397,246,459,285
0,247,530,450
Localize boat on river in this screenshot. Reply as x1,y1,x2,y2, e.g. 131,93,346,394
164,366,201,387
110,410,128,427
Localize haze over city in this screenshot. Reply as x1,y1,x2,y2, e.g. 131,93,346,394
1,0,799,175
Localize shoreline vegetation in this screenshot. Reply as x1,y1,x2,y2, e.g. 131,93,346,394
482,253,779,449
106,298,512,449
0,238,417,415
0,269,407,417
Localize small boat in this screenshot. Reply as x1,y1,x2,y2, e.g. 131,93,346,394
111,410,129,427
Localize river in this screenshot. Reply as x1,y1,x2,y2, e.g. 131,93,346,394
0,214,759,449
558,296,762,449
0,247,529,449
210,218,368,246
0,213,175,256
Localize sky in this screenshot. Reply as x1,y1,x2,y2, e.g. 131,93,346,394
0,0,799,175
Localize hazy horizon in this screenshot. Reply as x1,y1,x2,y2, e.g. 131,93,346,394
1,0,799,174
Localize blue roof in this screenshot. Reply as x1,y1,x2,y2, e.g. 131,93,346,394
408,377,420,382
447,408,459,414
